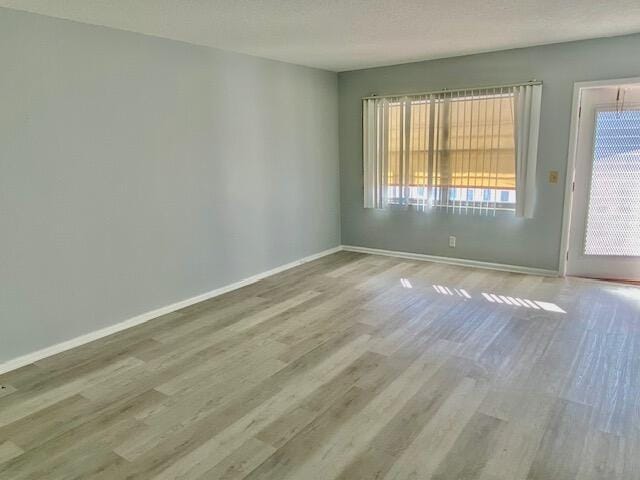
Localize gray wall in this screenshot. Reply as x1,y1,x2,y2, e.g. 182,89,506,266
339,34,640,271
0,8,340,363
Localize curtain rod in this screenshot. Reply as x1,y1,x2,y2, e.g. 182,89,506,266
361,80,542,100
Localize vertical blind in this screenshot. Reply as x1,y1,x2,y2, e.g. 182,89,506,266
363,83,542,217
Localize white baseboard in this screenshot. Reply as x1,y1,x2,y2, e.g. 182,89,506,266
0,246,342,376
0,243,557,375
342,245,558,277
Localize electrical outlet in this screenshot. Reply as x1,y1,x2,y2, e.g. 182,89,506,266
449,236,456,248
549,170,559,184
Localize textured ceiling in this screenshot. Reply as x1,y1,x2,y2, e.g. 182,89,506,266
2,0,640,71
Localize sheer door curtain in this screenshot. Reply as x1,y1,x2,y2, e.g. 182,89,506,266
362,84,542,217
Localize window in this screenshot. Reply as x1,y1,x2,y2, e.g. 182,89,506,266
584,109,640,256
381,90,516,213
363,83,542,217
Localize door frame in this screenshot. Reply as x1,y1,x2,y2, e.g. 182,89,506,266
558,76,640,277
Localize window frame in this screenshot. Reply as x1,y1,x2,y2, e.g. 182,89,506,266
380,92,518,214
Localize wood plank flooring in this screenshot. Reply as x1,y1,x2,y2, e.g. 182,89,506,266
1,251,639,479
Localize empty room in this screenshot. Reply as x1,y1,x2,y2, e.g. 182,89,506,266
2,1,640,479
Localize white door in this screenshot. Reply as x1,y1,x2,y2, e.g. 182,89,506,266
567,85,640,281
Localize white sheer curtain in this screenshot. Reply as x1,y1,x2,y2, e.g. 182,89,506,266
362,98,378,208
513,84,542,218
362,83,542,217
362,97,387,208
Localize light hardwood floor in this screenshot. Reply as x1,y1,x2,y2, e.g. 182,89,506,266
1,251,639,479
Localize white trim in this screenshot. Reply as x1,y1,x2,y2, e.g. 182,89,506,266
559,82,582,276
0,242,561,375
342,245,558,277
0,246,342,375
559,76,640,276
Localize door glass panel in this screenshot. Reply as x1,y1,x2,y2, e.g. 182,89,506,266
584,109,640,256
